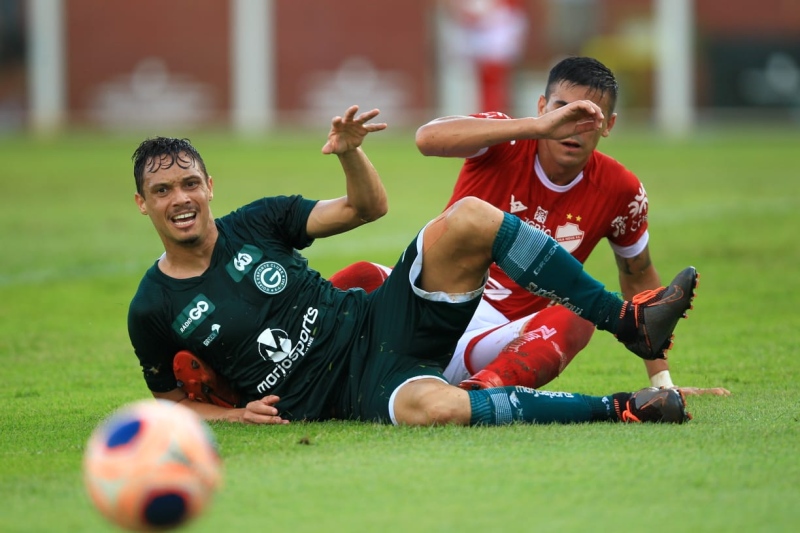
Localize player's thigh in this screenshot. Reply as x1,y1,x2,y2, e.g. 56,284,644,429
354,354,446,424
368,236,481,369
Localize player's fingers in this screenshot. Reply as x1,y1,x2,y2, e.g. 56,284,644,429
343,105,359,120
321,141,333,154
356,108,381,123
259,395,281,406
246,397,280,414
243,412,289,425
676,387,731,397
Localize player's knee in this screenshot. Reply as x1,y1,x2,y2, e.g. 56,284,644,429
417,395,464,425
393,380,469,426
446,197,501,239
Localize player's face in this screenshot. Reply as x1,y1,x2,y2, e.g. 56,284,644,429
134,154,214,248
537,81,617,171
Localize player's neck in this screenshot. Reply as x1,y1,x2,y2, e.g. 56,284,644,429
535,153,584,186
159,227,218,279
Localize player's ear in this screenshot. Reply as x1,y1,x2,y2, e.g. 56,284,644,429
135,193,147,215
537,94,547,116
602,113,618,137
207,176,214,200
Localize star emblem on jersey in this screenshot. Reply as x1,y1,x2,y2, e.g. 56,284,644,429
554,222,584,253
257,328,293,363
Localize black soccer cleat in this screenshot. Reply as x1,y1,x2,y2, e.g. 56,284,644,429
615,387,691,424
617,266,699,360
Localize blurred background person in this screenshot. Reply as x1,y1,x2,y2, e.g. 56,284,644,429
444,0,528,113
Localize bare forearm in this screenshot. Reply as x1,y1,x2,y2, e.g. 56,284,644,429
152,389,288,424
616,252,661,300
339,147,388,222
416,116,539,158
615,251,669,381
152,389,247,422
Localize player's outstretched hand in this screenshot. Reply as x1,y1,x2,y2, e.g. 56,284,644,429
321,105,387,155
675,386,731,397
535,100,605,140
241,395,290,424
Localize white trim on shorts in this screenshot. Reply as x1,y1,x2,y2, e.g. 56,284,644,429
388,375,449,426
408,220,486,304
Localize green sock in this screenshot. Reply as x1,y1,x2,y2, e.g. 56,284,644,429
492,213,623,332
468,387,619,425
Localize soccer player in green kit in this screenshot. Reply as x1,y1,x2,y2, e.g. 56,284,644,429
128,104,697,426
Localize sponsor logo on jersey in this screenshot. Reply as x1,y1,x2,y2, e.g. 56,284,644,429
554,222,584,253
533,206,548,224
254,261,287,294
256,307,319,393
172,294,216,338
257,328,293,362
510,194,528,214
202,324,221,346
225,244,263,282
628,185,648,232
521,207,553,235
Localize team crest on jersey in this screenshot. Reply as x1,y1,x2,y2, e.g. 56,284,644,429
254,261,287,294
226,244,263,282
554,222,584,253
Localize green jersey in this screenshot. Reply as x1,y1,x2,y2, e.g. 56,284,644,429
128,195,479,422
129,195,368,419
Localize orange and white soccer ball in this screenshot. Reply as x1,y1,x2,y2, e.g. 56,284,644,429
83,399,222,531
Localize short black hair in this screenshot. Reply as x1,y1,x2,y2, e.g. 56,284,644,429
545,56,619,113
132,137,209,196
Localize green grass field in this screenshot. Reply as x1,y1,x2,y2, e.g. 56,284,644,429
0,125,798,532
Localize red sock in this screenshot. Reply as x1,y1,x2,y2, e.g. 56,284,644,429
328,261,391,293
473,306,595,388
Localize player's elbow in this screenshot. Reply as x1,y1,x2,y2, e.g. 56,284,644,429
357,199,388,223
415,123,444,157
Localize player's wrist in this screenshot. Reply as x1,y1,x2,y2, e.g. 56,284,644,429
649,370,674,388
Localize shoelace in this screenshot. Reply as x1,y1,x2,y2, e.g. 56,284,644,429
614,398,642,422
631,286,667,305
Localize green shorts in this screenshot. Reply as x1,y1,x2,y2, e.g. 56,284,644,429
338,233,483,423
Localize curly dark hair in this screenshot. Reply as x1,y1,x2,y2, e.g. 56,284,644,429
545,56,619,113
132,137,209,196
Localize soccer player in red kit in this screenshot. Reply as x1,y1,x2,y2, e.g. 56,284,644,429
330,57,729,397
444,0,528,113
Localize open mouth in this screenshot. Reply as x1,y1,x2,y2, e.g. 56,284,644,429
171,211,197,228
560,139,581,149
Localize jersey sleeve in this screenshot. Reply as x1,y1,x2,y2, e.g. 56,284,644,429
127,275,183,393
447,112,522,209
604,164,650,258
229,195,318,250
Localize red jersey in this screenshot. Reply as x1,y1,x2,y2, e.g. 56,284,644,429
446,112,649,320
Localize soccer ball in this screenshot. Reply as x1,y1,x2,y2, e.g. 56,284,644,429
83,399,222,531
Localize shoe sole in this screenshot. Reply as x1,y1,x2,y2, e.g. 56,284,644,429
660,268,699,358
